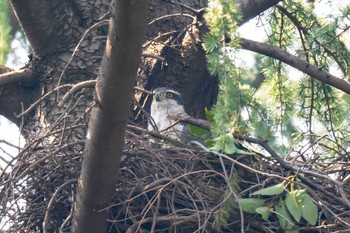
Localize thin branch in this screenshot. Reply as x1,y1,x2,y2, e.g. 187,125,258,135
218,155,245,233
148,13,195,26
180,116,211,131
43,179,77,233
58,80,96,107
169,1,206,16
57,20,110,89
15,84,73,118
134,86,152,95
240,37,350,95
142,53,165,61
58,80,152,108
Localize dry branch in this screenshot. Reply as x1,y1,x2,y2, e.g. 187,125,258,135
0,68,33,86
240,37,350,95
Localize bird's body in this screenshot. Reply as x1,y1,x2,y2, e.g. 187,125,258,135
148,87,189,140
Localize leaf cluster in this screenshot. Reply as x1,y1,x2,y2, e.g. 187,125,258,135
239,179,318,233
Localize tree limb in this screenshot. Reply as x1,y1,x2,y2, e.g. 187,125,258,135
240,37,350,95
71,0,149,232
0,68,33,86
239,0,283,25
9,0,80,56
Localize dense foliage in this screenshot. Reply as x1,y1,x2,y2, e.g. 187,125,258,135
203,0,350,231
204,0,350,156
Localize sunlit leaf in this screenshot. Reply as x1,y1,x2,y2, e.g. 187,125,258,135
255,206,270,221
251,183,285,196
189,124,210,138
205,107,214,123
210,134,238,154
301,193,318,225
238,198,265,214
285,191,302,222
274,201,295,230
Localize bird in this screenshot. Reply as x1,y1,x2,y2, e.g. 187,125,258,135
148,87,190,140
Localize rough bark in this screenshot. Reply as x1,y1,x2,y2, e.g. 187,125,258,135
71,0,148,232
9,0,81,56
2,0,285,127
0,0,307,231
239,0,283,25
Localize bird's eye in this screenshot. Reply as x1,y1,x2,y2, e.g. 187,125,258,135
166,92,173,98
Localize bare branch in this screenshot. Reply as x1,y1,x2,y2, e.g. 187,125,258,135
15,84,73,118
240,37,350,95
0,69,33,86
58,80,96,108
57,80,152,108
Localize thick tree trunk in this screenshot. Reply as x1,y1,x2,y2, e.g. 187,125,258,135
0,0,287,232
71,0,148,232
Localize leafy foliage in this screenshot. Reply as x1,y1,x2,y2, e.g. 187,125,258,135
203,2,350,230
240,179,318,232
0,1,12,64
204,0,350,156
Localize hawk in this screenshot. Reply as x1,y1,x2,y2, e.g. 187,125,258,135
148,87,189,140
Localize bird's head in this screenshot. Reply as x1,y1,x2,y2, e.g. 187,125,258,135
149,87,188,135
152,87,184,107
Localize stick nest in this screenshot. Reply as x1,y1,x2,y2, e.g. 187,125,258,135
1,125,350,233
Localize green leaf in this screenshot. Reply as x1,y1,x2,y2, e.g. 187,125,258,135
255,206,270,221
274,201,295,230
223,140,238,154
238,198,265,214
210,134,238,154
300,194,318,225
285,191,302,222
204,138,215,148
294,189,306,203
189,124,210,138
205,107,214,123
251,183,285,196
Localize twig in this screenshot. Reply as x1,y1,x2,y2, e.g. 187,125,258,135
58,81,152,108
126,214,198,233
58,80,96,107
142,53,165,61
150,189,161,233
148,13,194,26
15,84,73,118
180,116,211,131
218,155,245,233
57,20,109,89
134,86,152,95
127,124,189,148
43,179,77,233
0,139,22,150
190,141,288,181
59,205,73,233
168,1,206,16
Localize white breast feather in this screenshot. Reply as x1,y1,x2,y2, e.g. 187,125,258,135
148,99,188,139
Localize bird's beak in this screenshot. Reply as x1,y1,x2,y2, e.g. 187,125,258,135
153,93,160,102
